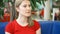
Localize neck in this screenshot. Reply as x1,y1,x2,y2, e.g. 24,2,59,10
17,14,28,24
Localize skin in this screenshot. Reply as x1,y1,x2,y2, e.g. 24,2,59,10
5,0,41,34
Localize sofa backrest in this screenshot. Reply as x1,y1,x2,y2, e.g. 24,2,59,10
52,21,60,34
39,21,60,34
39,21,53,34
0,22,8,34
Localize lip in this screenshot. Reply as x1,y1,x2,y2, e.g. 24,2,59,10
26,12,30,13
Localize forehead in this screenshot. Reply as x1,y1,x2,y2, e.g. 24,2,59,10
21,0,30,5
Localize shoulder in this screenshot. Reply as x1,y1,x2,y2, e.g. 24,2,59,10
7,20,16,25
5,20,16,29
33,20,40,25
5,20,16,33
5,20,16,28
32,20,41,31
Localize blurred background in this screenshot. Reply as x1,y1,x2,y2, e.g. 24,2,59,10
0,0,60,22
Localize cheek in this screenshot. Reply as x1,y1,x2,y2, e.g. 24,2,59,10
19,8,26,14
19,7,26,12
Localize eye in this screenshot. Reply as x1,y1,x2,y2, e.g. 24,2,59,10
23,5,27,8
29,5,31,7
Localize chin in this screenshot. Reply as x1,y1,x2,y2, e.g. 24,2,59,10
26,15,31,17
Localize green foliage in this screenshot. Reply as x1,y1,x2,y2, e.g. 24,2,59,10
3,0,9,2
0,8,4,16
3,0,47,11
30,0,36,10
0,0,4,16
30,0,47,11
0,0,4,7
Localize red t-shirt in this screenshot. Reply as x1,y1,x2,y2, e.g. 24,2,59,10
5,20,40,34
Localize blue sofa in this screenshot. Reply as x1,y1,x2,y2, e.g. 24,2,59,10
0,21,60,34
0,22,8,34
39,21,60,34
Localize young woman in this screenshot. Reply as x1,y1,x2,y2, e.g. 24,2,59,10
5,0,41,34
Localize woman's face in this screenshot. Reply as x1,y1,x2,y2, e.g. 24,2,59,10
17,0,31,17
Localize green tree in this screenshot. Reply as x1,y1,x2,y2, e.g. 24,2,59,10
0,0,4,20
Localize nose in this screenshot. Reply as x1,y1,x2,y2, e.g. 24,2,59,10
27,6,31,10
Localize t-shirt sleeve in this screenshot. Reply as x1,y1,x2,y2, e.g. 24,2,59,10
33,20,41,31
5,22,14,33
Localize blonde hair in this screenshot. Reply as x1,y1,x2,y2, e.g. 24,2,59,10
15,0,34,27
15,0,23,7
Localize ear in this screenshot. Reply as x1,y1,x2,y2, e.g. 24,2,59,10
15,7,20,12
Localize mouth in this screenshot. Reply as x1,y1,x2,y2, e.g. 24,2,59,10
26,12,31,13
